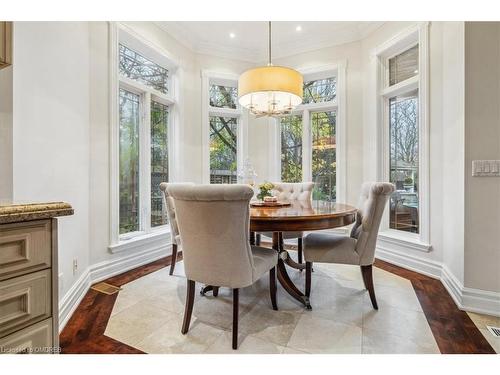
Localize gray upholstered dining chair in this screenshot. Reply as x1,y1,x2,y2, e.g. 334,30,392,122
159,182,195,275
167,184,279,350
303,182,395,309
257,182,314,265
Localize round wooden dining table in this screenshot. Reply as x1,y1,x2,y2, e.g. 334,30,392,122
249,200,357,309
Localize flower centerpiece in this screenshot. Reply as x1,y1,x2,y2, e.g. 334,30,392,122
257,182,274,201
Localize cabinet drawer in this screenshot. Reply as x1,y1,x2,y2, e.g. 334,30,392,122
0,269,51,338
0,318,53,354
0,220,51,281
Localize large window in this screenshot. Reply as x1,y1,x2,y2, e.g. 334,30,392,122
279,68,343,203
209,116,238,183
303,77,336,104
117,40,175,238
202,74,246,185
150,101,169,227
119,44,169,94
385,45,420,234
312,111,337,202
375,23,429,244
280,115,303,183
119,89,140,234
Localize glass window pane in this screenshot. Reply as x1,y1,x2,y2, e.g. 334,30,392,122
150,101,169,228
119,89,140,234
303,77,336,104
209,84,237,109
119,44,169,94
389,44,419,86
312,111,336,202
210,116,238,184
389,91,419,233
280,115,303,183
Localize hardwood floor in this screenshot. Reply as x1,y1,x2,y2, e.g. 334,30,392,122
59,250,495,354
59,255,179,354
373,259,495,354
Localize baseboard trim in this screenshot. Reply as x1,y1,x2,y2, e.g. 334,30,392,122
377,245,500,317
58,269,91,332
375,245,442,279
58,244,171,332
441,265,500,317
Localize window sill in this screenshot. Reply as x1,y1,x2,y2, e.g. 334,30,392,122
377,230,432,253
108,228,172,254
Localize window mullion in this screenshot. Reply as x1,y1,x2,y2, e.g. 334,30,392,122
141,91,152,233
302,109,312,183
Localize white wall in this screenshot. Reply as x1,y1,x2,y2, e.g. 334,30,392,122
464,22,500,293
12,22,91,298
442,22,465,284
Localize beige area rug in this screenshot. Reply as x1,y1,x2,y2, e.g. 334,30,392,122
104,255,439,354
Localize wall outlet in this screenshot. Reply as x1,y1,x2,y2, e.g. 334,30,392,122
72,259,78,275
472,160,500,177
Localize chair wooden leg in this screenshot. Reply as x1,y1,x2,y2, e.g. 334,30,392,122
213,286,219,297
169,243,178,275
249,231,255,245
181,279,195,334
256,233,261,246
232,288,239,350
305,262,312,297
297,238,303,270
269,267,278,310
361,265,378,310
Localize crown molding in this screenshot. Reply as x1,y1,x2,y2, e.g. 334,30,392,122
155,21,385,63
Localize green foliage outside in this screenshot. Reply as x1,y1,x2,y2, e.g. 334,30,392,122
119,89,140,234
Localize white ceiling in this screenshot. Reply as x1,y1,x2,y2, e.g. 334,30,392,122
156,21,384,62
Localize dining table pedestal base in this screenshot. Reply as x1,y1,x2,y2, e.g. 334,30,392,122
272,233,312,310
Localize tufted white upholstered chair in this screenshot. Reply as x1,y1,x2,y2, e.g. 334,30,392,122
159,182,195,275
257,182,314,265
303,182,395,309
167,184,279,350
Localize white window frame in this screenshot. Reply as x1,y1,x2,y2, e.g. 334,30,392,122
270,62,347,204
108,22,181,252
201,70,248,184
373,22,431,251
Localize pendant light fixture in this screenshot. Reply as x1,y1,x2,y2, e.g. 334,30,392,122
238,22,303,117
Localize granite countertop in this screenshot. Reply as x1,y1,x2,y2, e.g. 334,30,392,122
0,202,74,224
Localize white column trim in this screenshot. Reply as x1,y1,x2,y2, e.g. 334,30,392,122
108,21,120,246
201,72,210,184
336,60,347,203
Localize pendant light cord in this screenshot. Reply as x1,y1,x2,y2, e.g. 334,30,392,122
268,21,272,66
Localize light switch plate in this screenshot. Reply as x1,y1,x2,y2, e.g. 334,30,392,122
472,160,500,177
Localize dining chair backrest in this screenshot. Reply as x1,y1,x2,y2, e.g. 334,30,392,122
350,182,395,265
272,182,314,202
159,182,195,245
167,184,256,288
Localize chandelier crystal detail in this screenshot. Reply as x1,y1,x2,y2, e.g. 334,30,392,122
238,22,303,117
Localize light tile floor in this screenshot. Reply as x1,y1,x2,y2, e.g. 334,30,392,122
467,312,500,353
104,258,440,354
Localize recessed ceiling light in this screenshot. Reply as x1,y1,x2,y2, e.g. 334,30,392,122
296,25,302,32
229,32,236,39
414,69,419,74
